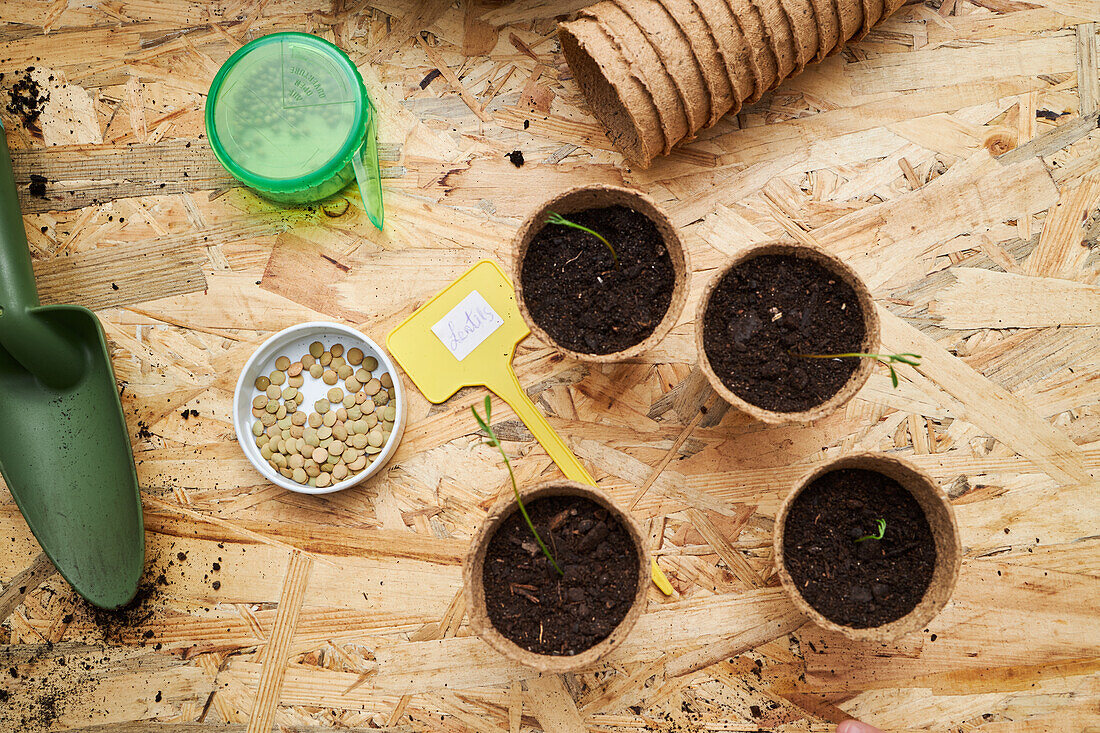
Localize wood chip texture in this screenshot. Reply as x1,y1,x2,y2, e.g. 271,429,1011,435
0,2,1097,732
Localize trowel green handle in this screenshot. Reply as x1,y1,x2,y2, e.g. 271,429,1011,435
0,120,38,311
0,120,84,386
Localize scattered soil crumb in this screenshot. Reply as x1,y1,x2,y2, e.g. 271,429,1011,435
28,174,47,198
4,68,50,133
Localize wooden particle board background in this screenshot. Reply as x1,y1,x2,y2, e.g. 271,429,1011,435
1,0,1098,731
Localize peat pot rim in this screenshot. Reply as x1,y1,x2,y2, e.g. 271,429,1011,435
463,479,651,672
773,452,962,642
695,241,880,424
558,17,659,165
514,184,690,363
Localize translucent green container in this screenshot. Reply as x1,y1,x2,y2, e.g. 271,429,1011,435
205,32,384,230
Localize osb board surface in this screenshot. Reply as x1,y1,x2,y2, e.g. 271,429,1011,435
0,1,1098,732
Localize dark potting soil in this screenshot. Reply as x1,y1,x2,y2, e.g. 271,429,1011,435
702,254,865,412
28,174,47,198
520,205,675,355
782,468,936,628
482,495,639,656
4,68,50,132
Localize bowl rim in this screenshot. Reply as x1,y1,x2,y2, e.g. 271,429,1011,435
232,320,405,495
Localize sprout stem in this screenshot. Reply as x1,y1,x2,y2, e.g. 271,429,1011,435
546,212,619,267
855,518,887,543
792,352,922,388
472,396,563,575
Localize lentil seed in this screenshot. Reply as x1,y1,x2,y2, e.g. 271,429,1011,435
249,340,396,488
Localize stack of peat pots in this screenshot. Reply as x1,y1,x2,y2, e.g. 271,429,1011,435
559,0,905,165
465,184,961,673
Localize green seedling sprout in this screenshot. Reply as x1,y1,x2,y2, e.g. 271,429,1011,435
855,518,887,543
472,396,563,575
546,212,619,267
793,352,922,388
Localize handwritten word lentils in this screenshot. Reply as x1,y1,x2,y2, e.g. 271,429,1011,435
250,342,397,489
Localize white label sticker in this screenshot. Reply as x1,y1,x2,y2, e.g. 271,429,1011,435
431,290,505,361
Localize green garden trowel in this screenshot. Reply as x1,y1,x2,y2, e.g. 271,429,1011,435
0,119,143,609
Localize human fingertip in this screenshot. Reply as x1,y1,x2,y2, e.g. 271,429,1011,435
837,721,883,733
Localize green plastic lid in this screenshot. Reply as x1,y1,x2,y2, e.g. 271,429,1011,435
206,32,383,229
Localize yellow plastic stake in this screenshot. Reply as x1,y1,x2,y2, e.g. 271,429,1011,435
651,559,673,596
387,261,670,593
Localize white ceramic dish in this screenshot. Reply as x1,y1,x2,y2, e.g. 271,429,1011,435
233,322,406,495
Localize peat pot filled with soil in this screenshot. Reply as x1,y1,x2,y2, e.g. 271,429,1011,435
514,185,689,361
464,480,650,672
697,242,880,423
774,453,962,641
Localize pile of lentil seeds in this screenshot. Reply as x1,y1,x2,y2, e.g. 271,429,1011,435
249,341,397,489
